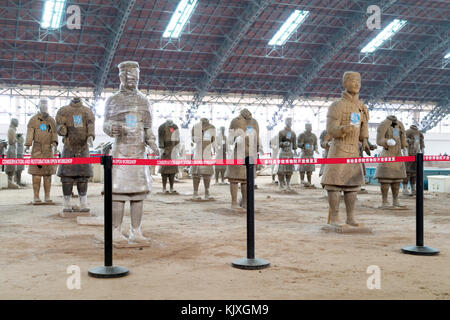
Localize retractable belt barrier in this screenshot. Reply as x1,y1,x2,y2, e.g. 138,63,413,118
3,155,450,166
2,153,443,277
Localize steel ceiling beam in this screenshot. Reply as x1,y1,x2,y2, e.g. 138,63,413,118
182,0,275,128
365,22,449,109
92,0,136,105
267,0,398,129
420,98,450,132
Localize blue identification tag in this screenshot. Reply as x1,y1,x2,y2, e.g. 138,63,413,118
246,126,253,135
204,131,210,140
286,132,291,139
393,128,399,137
125,114,137,128
350,112,360,125
39,123,47,131
73,115,82,127
305,143,310,149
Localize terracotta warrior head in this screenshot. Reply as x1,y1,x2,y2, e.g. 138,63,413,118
240,108,252,120
118,61,140,90
285,117,292,129
343,71,361,95
410,124,418,130
305,123,312,133
38,99,49,117
10,118,18,128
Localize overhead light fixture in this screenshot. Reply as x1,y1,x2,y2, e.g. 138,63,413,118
361,19,407,53
41,0,66,29
268,10,310,46
163,0,198,39
444,52,450,59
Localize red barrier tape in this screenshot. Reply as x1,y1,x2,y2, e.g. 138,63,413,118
2,155,450,166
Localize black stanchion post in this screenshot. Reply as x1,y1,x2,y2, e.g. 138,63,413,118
402,152,439,256
1,154,4,172
232,156,270,270
88,155,129,278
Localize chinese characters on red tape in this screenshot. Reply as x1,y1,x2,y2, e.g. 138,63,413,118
3,155,450,166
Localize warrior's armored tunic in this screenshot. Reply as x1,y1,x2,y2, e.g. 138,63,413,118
16,134,24,172
5,123,17,174
25,113,58,176
298,131,318,172
158,120,180,175
225,114,260,182
278,127,297,174
56,100,95,179
321,91,369,190
104,88,155,199
374,116,407,183
191,120,216,176
405,126,424,175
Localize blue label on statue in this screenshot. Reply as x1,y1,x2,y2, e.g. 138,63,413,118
286,132,291,139
204,131,210,140
305,143,310,149
125,114,137,128
73,115,82,127
393,128,399,137
350,112,360,125
246,126,253,135
40,124,47,131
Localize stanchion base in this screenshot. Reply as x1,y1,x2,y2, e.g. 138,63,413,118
401,245,439,256
88,266,129,278
231,258,270,270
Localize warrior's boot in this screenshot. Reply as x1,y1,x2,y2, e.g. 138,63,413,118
129,200,148,243
300,172,305,185
410,176,416,195
277,174,284,190
380,183,390,208
306,172,313,187
285,174,292,191
327,190,343,226
392,182,404,207
112,201,127,244
169,174,176,193
204,177,212,199
7,173,19,189
62,182,73,212
230,182,239,208
63,195,72,212
162,174,168,193
15,171,25,187
402,179,409,196
43,176,52,202
76,182,89,211
32,175,42,203
192,176,201,199
344,191,360,226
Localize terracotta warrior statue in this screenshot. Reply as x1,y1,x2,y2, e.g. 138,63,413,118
298,123,319,187
225,108,260,209
214,126,228,184
269,134,280,184
321,71,371,228
158,119,180,193
403,124,424,195
191,118,216,200
15,133,25,187
5,118,20,189
25,99,58,203
104,61,159,245
318,129,332,178
277,117,297,191
374,115,407,208
56,97,95,212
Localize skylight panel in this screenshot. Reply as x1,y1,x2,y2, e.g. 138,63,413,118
163,0,198,39
361,19,407,53
444,52,450,59
268,10,310,46
41,0,66,29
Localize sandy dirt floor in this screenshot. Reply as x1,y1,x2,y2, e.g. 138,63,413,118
0,170,449,300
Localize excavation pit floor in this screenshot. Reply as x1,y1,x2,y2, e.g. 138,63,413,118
0,173,449,299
